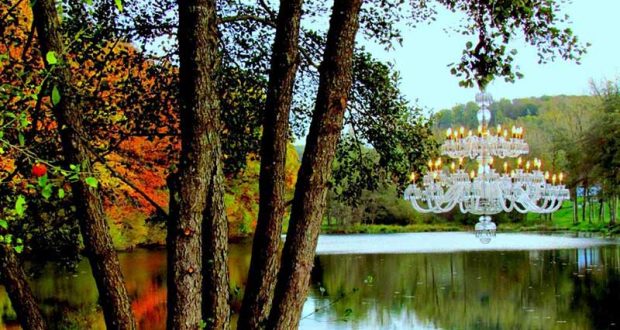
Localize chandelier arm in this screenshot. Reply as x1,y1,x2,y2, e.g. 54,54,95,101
409,194,435,213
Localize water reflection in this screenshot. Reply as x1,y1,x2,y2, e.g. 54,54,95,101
0,235,618,330
304,247,620,330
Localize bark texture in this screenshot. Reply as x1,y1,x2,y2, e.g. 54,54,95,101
168,0,230,328
0,247,46,330
268,0,363,328
32,1,136,329
237,0,304,328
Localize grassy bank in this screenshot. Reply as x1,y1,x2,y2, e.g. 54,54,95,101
321,199,619,235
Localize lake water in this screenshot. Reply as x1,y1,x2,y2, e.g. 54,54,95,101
0,232,618,329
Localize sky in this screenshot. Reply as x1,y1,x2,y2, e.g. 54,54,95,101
361,0,620,113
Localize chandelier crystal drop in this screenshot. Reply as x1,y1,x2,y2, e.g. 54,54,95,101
404,91,570,243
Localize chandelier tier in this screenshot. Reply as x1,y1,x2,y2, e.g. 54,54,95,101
404,91,570,243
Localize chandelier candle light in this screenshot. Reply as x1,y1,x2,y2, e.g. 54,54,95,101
404,91,570,243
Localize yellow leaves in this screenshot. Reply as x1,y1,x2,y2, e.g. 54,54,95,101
110,112,125,123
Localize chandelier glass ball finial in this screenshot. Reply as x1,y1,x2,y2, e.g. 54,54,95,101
474,216,496,244
475,91,493,125
475,91,493,108
476,108,492,125
404,91,570,243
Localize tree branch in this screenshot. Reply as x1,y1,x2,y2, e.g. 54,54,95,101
82,140,169,217
218,14,276,27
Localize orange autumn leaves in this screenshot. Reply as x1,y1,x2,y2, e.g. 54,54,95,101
1,0,300,246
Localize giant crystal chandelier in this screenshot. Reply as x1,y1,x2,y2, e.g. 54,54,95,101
404,91,570,243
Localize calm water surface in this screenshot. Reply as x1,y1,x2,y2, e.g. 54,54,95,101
0,232,618,330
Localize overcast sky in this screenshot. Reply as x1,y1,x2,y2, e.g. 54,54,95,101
361,0,620,113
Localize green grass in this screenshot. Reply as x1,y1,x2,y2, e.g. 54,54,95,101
520,198,619,233
322,223,463,234
321,198,619,235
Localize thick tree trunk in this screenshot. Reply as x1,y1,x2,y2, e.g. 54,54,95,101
237,0,303,328
0,247,46,330
267,1,363,328
168,0,230,328
32,1,136,329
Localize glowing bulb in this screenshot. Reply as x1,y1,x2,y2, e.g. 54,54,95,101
525,161,531,171
517,157,523,168
435,158,442,168
503,162,508,173
446,128,452,138
544,171,550,180
552,174,557,185
410,172,416,183
428,159,433,170
534,158,541,170
470,170,475,179
450,162,456,172
559,172,564,184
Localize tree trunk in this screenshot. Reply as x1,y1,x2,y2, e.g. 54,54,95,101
583,182,588,223
612,195,617,225
0,247,46,330
32,1,136,329
202,158,230,328
267,0,363,328
168,0,230,328
237,0,303,328
599,198,604,222
588,189,593,223
572,187,578,224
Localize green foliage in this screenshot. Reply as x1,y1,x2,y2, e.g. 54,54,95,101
585,81,620,195
51,85,61,105
45,51,58,65
347,52,438,188
326,184,420,227
414,0,588,88
84,176,98,189
114,0,123,12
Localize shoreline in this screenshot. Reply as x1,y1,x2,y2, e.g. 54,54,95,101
122,223,618,252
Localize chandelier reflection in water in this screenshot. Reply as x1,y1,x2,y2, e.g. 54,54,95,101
404,91,570,243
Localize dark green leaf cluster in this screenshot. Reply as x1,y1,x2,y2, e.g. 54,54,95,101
412,0,589,88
